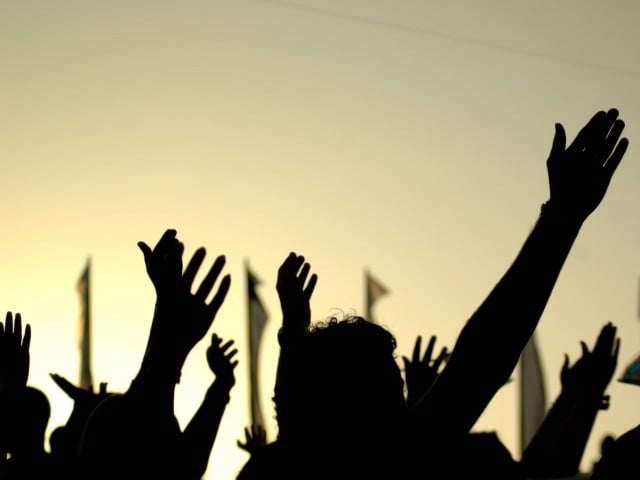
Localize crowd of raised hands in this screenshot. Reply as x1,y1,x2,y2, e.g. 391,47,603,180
0,108,635,479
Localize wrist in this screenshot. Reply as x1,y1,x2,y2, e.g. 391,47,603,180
540,201,586,228
139,346,185,385
278,328,305,347
208,381,232,403
538,201,585,238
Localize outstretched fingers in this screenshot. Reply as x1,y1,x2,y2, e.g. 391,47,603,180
13,313,22,344
304,273,318,299
433,346,449,370
298,262,311,286
607,338,622,378
207,274,231,316
411,336,423,364
423,335,436,364
278,252,304,281
568,110,608,152
601,118,626,158
22,323,31,351
195,255,227,301
5,311,13,336
183,247,206,291
604,136,629,181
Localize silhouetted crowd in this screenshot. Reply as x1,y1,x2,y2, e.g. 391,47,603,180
0,108,635,479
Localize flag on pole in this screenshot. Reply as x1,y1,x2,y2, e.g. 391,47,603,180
621,277,640,386
520,332,546,454
246,262,268,427
77,258,93,390
365,269,388,323
619,352,640,386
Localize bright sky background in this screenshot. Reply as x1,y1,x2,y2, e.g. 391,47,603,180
2,1,640,478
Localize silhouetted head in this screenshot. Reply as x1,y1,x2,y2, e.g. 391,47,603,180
286,316,407,452
0,386,50,461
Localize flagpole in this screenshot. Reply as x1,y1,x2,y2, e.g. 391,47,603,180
78,257,93,390
245,260,256,426
246,260,268,427
365,269,372,322
365,269,388,324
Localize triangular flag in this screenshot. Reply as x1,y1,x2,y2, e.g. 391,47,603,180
365,269,389,323
77,258,93,390
619,352,640,386
520,332,547,454
247,262,268,427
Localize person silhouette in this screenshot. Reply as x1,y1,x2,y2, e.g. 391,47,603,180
521,322,620,478
407,108,628,476
78,229,233,480
239,253,408,479
0,312,53,479
240,108,629,479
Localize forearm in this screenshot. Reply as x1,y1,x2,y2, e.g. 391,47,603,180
415,204,583,438
520,392,578,477
273,319,307,440
181,381,233,479
521,382,607,478
462,204,582,368
547,394,604,476
132,306,188,401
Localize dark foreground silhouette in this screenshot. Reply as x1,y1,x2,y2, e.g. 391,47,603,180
0,108,633,480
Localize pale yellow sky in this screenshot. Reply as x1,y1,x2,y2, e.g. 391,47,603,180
1,1,640,478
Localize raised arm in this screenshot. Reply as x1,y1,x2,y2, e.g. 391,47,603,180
78,229,231,480
520,322,620,478
276,252,317,341
272,252,317,442
412,109,628,449
181,333,238,480
132,228,231,398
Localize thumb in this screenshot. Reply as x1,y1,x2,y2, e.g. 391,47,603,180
137,241,154,273
548,123,566,165
137,241,152,261
580,341,590,357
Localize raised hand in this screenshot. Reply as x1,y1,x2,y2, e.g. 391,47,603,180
137,228,183,299
236,424,267,455
0,312,31,389
561,322,619,409
137,229,232,362
521,323,620,477
402,335,449,407
206,333,238,389
276,252,318,335
546,108,629,222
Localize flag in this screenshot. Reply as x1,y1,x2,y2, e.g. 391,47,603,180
77,258,93,390
246,262,268,427
619,352,640,386
520,332,546,454
365,269,389,323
